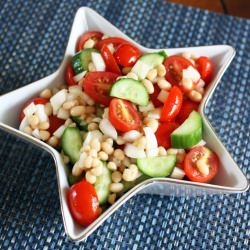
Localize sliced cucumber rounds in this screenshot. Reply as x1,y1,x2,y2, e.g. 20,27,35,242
171,111,202,149
131,51,167,80
137,155,176,177
94,163,112,205
61,127,83,164
110,78,149,106
72,48,99,74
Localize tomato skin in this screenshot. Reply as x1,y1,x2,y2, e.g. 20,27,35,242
155,122,179,149
47,116,65,135
96,37,131,50
109,98,141,132
100,44,121,74
68,179,100,227
114,44,141,67
160,86,183,122
65,63,77,86
176,100,199,124
76,31,103,52
196,56,213,84
150,84,163,108
184,146,219,183
19,97,48,122
164,56,192,85
83,72,119,106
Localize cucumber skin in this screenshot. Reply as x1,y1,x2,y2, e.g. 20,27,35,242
72,48,99,74
171,111,202,149
61,127,83,164
68,173,83,186
94,163,112,205
171,127,202,149
137,155,176,178
158,50,168,59
71,116,88,131
110,78,149,106
121,174,150,194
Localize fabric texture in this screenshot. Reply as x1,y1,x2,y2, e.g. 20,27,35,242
0,0,249,249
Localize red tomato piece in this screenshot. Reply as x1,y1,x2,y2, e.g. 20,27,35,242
100,44,121,74
155,122,179,149
114,43,141,67
195,56,213,84
76,31,103,52
184,146,219,183
160,86,183,122
83,72,119,106
68,179,100,227
176,100,199,124
164,55,192,85
109,98,141,132
150,84,163,108
96,37,131,50
65,63,77,86
47,116,65,135
19,97,48,122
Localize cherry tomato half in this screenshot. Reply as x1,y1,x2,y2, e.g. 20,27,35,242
184,146,219,183
47,116,65,135
83,72,119,106
65,63,77,86
150,84,163,108
100,44,121,74
195,56,213,84
96,37,131,50
76,31,103,52
68,179,100,227
19,97,48,122
176,100,199,124
155,122,179,149
164,55,192,85
109,98,141,132
160,86,183,122
114,43,141,67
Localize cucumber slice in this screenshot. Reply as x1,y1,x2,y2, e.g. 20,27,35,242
171,111,202,149
68,173,83,186
121,174,150,193
137,155,176,177
110,78,149,106
72,48,99,74
94,163,112,205
61,127,83,164
132,51,167,80
71,116,88,131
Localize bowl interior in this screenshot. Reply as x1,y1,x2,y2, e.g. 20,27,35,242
0,7,248,241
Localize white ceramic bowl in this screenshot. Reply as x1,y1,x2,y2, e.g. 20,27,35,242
0,7,248,241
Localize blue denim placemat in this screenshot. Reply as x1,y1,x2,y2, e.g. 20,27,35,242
0,0,249,249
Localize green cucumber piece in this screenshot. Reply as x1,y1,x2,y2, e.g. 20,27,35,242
68,173,83,186
137,155,176,177
171,111,202,149
71,116,88,131
121,174,150,193
131,51,167,80
61,127,83,164
110,78,149,106
72,48,99,74
94,162,112,205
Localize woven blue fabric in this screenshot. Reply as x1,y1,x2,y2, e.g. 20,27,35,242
0,0,249,249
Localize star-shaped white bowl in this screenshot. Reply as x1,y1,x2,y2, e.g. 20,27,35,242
0,7,248,241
